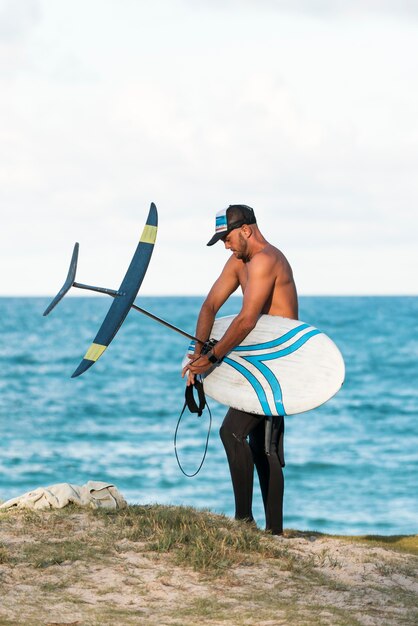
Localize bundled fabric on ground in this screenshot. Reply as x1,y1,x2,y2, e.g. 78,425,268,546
0,481,127,511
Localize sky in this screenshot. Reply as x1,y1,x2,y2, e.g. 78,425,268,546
1,0,417,296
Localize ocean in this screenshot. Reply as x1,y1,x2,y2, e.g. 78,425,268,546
0,296,417,536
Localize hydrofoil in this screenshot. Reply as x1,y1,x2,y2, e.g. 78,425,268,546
43,203,201,377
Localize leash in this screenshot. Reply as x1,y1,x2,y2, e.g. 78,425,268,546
174,378,212,477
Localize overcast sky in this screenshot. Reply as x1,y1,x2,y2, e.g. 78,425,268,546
1,0,417,296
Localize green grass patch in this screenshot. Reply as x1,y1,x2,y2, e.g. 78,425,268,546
22,537,112,568
349,534,418,556
98,504,291,573
286,528,418,557
3,504,292,574
171,596,230,620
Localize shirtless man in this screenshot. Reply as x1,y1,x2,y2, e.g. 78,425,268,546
183,205,298,535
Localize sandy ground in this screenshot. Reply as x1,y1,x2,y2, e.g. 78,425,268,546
0,510,417,626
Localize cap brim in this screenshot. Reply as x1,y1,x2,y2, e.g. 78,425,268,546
207,232,225,246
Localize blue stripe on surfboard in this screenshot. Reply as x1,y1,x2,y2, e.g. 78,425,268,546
232,322,310,352
244,329,322,364
241,358,285,415
71,203,158,378
223,357,273,415
222,328,322,415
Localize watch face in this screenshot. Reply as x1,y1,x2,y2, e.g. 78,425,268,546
208,352,218,364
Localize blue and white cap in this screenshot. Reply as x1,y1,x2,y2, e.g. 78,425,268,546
207,205,257,246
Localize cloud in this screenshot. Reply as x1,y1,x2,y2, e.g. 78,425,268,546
0,0,41,42
1,1,417,295
0,0,41,80
183,0,418,18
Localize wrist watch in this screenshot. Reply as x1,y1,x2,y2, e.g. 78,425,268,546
206,350,221,364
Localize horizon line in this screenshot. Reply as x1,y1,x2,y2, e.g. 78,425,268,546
1,293,417,299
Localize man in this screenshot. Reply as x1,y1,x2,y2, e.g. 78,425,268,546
182,204,298,535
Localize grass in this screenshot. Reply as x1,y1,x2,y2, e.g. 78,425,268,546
0,542,9,564
22,538,107,568
97,504,292,573
2,505,417,573
0,503,295,591
171,596,230,620
0,505,417,626
346,534,418,556
286,527,418,557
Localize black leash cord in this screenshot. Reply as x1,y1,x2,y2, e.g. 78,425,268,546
174,379,212,477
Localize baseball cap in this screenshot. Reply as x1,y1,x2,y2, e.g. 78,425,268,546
207,204,257,246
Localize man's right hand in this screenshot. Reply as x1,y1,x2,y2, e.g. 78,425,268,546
182,351,201,386
182,352,217,384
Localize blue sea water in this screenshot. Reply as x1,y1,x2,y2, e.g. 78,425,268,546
0,296,417,536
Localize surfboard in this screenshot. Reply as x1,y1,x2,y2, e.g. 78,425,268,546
184,315,345,416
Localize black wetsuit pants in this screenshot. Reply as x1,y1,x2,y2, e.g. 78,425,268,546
219,408,285,535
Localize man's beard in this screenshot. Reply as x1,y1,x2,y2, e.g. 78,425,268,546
235,234,250,262
235,251,250,262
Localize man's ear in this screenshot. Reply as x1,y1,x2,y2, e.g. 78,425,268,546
241,224,253,239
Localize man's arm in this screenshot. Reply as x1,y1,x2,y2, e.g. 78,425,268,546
184,252,276,377
193,256,241,351
182,257,240,384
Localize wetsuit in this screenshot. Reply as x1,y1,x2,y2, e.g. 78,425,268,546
219,408,285,535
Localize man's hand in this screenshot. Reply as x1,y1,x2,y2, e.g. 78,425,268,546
181,350,200,386
182,353,213,386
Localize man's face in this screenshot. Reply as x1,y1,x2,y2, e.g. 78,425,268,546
222,227,249,261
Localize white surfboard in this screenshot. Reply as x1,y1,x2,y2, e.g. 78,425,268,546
183,315,345,416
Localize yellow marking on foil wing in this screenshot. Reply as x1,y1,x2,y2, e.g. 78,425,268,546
84,343,107,362
140,224,158,244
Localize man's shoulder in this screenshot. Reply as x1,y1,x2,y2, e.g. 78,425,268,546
248,244,291,278
223,254,242,271
251,244,284,266
218,254,242,280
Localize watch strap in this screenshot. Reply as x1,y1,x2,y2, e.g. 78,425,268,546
207,350,221,364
